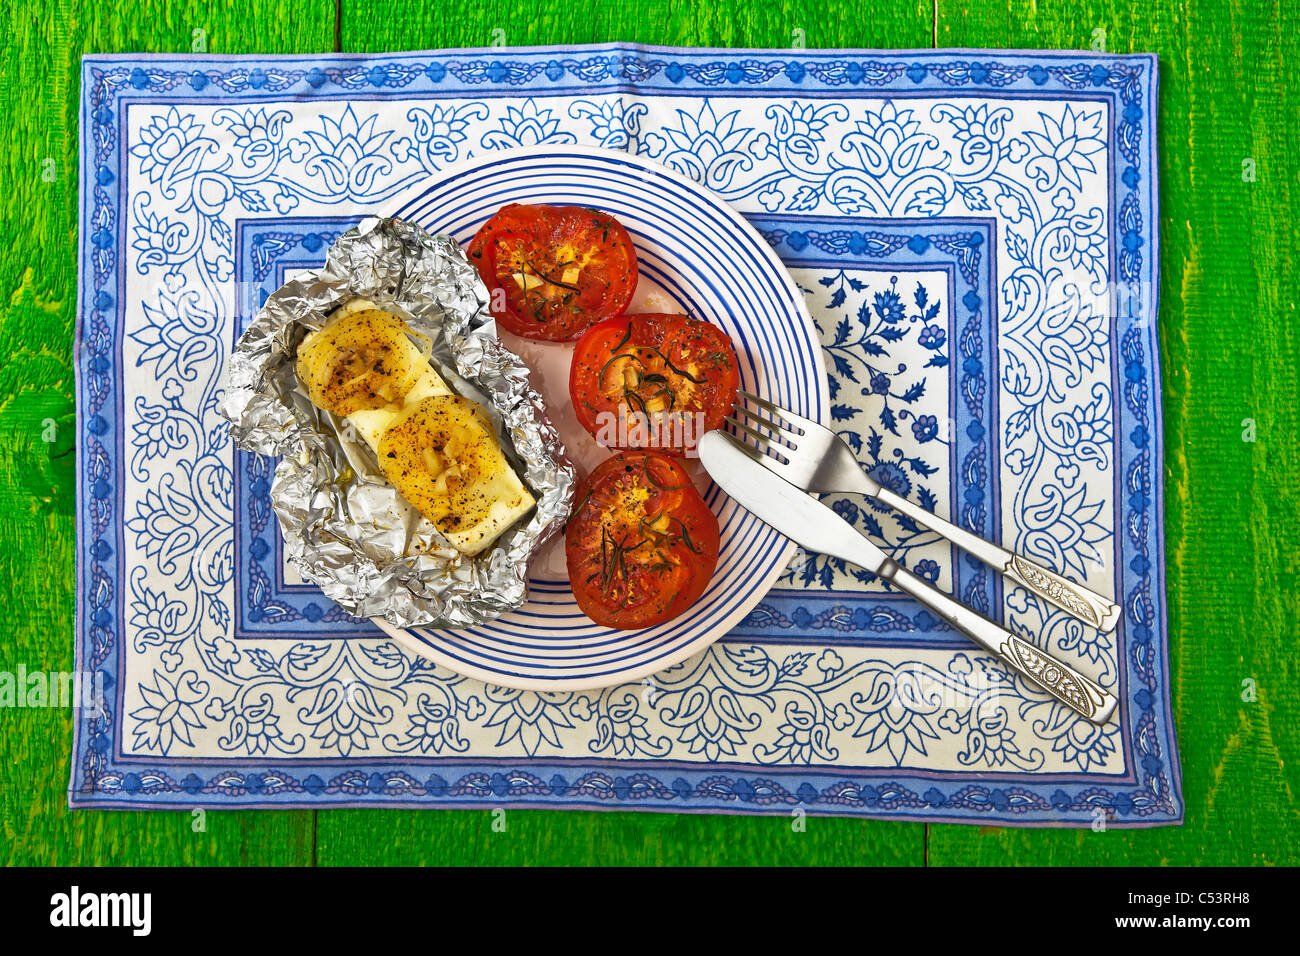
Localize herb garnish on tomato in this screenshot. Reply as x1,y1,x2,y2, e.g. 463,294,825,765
565,452,720,630
467,203,637,341
569,313,740,455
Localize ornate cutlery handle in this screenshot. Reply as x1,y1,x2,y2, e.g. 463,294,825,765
883,563,1119,724
874,486,1122,633
1002,555,1121,632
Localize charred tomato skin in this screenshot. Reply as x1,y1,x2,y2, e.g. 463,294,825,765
569,313,741,456
467,203,637,342
565,451,720,630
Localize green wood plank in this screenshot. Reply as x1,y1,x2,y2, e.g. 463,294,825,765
9,0,1291,867
926,0,1300,865
316,807,917,866
0,0,335,866
340,0,933,52
314,0,933,867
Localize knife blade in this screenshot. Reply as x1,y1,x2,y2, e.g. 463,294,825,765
699,428,1119,724
699,429,898,578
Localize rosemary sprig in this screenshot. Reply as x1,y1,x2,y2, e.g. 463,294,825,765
642,458,693,491
671,516,704,554
598,526,647,593
524,260,581,292
623,388,649,417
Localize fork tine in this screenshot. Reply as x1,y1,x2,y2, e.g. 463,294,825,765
713,428,765,462
738,390,813,433
731,403,799,445
738,389,780,412
725,417,791,464
724,415,772,449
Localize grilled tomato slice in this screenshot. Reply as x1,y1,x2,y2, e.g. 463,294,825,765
565,451,720,630
467,203,637,341
569,313,740,456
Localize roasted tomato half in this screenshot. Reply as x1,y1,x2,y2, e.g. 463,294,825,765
565,452,720,630
466,203,637,341
569,313,741,456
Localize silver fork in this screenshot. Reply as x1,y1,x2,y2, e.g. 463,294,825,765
703,429,1117,723
727,390,1123,633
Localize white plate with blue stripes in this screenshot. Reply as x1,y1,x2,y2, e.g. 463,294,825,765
376,146,828,690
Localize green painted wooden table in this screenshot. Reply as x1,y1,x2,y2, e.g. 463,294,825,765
3,0,1296,866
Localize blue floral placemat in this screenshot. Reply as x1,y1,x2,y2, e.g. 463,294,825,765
73,44,1180,825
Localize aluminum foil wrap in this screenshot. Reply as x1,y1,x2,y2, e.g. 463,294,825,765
219,216,575,628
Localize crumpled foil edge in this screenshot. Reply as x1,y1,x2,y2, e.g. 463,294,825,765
218,216,574,629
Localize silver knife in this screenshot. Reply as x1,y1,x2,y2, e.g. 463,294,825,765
699,430,1118,724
